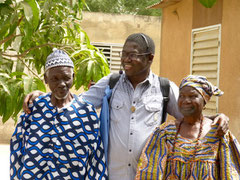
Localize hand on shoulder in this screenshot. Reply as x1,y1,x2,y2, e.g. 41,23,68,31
211,113,229,136
23,90,45,114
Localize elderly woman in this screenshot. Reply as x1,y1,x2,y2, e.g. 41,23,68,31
135,75,240,179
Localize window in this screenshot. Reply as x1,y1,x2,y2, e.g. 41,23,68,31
190,24,221,115
92,43,123,73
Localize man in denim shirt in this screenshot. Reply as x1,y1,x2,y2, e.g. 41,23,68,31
23,33,229,180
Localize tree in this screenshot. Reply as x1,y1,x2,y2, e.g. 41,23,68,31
0,0,110,123
84,0,162,16
84,0,218,16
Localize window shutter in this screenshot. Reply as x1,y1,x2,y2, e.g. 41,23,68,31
92,43,123,73
190,24,221,115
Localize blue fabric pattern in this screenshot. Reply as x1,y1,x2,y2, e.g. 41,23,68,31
99,85,112,164
10,93,108,180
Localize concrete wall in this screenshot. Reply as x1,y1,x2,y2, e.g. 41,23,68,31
80,12,162,74
0,119,15,144
160,0,240,140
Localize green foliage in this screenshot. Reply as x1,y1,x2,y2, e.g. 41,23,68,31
84,0,218,15
0,0,110,123
198,0,217,8
84,0,162,16
72,31,110,90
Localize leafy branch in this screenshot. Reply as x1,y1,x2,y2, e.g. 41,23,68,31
1,42,76,58
0,0,110,123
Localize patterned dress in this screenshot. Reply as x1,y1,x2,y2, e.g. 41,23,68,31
135,120,240,180
10,93,108,180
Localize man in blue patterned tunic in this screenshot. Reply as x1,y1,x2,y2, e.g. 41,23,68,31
10,49,108,180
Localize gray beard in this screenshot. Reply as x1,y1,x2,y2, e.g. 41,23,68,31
53,91,70,100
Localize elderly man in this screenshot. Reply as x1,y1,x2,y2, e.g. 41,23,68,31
23,33,229,179
10,49,108,179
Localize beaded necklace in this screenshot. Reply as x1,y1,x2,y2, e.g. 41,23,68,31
170,116,203,179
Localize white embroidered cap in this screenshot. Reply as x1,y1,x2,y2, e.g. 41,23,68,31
45,49,74,71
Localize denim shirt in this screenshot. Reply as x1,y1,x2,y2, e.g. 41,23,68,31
82,71,182,180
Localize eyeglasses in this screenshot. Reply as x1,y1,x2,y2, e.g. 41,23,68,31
120,52,150,60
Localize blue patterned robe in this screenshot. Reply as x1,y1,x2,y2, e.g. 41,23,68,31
10,93,108,180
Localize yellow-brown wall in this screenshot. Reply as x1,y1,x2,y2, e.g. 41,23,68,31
160,0,193,85
220,0,240,139
81,12,162,75
161,0,240,140
192,0,222,29
160,0,223,85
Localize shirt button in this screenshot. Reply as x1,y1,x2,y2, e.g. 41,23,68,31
128,164,131,166
130,132,133,135
129,149,132,152
133,101,135,104
131,117,134,119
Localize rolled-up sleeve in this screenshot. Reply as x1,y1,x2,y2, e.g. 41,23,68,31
82,74,112,108
166,81,183,119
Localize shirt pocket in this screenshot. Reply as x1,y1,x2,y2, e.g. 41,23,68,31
112,100,124,110
143,94,163,126
111,100,124,123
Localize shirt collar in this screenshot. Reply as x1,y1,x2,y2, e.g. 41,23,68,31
122,70,153,85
